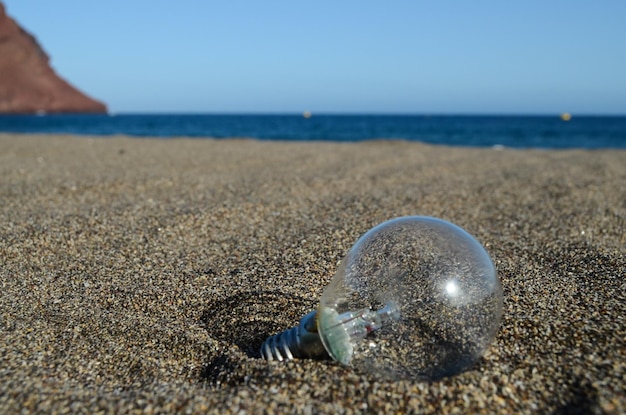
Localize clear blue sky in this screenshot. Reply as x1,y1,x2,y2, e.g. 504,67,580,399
6,1,626,114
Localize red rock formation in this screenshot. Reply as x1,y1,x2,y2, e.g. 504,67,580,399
0,2,107,114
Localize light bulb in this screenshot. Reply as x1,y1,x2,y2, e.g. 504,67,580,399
260,216,503,380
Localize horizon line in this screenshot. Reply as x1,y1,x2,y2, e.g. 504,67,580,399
2,111,626,117
99,111,626,117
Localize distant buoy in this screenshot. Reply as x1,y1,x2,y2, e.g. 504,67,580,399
302,111,312,119
560,112,572,121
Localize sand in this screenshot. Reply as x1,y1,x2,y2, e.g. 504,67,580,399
0,133,624,414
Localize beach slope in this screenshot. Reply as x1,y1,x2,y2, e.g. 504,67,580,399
0,134,624,413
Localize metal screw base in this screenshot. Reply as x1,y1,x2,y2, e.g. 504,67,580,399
260,311,329,361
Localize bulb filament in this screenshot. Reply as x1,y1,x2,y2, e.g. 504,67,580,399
330,301,401,340
318,301,401,364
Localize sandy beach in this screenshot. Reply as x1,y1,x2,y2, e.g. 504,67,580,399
0,133,624,413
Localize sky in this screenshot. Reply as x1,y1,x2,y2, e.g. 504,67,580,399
5,1,626,114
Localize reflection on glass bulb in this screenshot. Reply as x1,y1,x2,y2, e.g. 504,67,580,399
445,279,460,297
261,216,503,380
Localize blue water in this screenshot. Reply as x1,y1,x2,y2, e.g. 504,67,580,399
1,114,625,149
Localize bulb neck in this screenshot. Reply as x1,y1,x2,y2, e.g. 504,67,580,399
260,311,329,361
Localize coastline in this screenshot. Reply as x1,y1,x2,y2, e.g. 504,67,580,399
1,134,624,413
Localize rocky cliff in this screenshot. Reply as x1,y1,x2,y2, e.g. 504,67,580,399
0,3,107,114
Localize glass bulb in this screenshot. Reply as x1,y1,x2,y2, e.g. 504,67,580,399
261,216,503,380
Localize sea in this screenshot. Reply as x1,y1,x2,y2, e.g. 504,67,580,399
0,114,625,149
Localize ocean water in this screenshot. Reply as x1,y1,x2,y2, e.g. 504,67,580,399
0,114,625,149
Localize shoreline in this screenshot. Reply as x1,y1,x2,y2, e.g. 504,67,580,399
2,112,626,150
3,131,624,151
1,134,624,413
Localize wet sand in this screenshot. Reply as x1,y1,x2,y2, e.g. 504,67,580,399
0,133,624,413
